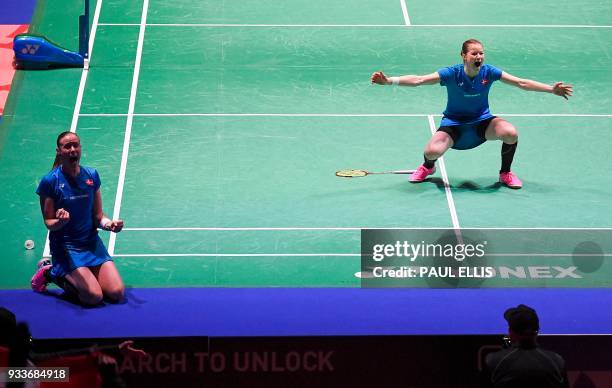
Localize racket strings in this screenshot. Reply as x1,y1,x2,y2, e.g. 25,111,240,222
336,169,368,177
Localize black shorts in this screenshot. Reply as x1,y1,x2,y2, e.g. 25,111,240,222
437,116,496,150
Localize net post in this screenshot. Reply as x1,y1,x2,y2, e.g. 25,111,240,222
78,0,90,58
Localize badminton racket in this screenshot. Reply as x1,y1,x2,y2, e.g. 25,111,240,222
335,169,415,178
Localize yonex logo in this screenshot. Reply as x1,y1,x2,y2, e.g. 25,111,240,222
21,44,40,55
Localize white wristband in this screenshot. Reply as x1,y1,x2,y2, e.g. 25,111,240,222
389,77,400,86
99,217,111,230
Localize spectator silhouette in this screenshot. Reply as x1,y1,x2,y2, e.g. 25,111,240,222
480,304,569,388
1,306,147,388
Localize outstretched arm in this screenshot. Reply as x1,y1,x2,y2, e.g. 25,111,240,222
371,71,440,87
500,72,573,100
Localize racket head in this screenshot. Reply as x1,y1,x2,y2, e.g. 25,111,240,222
335,169,368,178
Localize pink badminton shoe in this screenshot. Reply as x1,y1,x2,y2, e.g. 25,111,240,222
409,165,436,183
499,171,523,189
31,258,52,293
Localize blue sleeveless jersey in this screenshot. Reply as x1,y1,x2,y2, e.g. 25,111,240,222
437,64,503,126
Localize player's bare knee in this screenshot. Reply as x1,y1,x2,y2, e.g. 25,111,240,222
105,286,125,303
79,289,104,306
498,124,517,139
502,128,518,143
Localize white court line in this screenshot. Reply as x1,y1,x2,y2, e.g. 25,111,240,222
98,23,408,27
113,253,360,257
123,227,443,231
78,113,612,118
427,115,460,230
400,0,411,26
107,0,149,255
125,227,367,231
43,0,104,258
80,113,433,117
416,24,612,28
97,23,612,28
486,254,612,257
122,227,612,231
111,253,612,258
69,1,103,132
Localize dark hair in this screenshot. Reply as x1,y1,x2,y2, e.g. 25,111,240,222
52,131,80,169
504,304,540,335
461,39,483,54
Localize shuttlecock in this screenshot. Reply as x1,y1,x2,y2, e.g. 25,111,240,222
24,240,35,250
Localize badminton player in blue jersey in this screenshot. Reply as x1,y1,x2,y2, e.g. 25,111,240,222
31,131,125,306
371,39,572,188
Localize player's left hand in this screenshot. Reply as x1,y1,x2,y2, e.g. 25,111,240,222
108,219,124,233
552,82,573,100
371,71,389,85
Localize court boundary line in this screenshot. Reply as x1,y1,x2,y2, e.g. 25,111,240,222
122,227,612,230
399,0,411,26
43,0,104,258
113,253,360,257
78,113,612,118
487,254,612,257
107,0,149,255
427,115,460,229
111,253,612,257
125,227,412,231
115,225,612,257
97,23,612,28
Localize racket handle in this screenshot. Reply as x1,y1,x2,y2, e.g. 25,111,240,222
391,170,415,174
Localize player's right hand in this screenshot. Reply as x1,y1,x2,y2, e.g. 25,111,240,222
108,219,124,233
371,71,388,85
56,208,70,223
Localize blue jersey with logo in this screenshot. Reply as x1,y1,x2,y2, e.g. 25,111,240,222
437,64,503,126
36,166,101,251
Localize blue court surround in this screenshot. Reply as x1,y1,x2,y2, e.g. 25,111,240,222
1,288,611,339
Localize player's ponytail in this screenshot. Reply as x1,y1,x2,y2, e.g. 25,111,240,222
52,155,61,169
